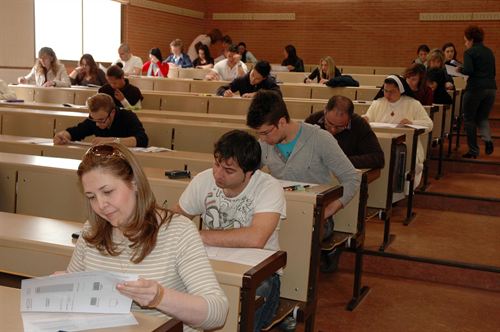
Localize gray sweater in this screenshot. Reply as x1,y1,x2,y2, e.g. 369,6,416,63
260,122,360,207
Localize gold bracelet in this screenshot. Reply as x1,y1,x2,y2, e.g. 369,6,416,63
147,283,164,308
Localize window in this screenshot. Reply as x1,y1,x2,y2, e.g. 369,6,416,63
34,0,121,62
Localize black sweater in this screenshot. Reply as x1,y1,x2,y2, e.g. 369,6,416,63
462,42,497,91
98,79,143,108
305,67,341,83
217,73,282,96
66,108,149,147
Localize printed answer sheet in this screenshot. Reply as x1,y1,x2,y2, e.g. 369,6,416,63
21,271,138,314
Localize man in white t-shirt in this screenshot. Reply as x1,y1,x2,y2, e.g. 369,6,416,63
175,130,285,331
113,43,143,76
205,44,247,81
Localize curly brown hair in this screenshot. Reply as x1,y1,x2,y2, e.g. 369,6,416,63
464,25,484,43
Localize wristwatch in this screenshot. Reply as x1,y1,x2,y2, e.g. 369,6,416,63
114,137,121,144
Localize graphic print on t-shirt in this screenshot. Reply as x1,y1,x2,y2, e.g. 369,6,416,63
203,189,253,230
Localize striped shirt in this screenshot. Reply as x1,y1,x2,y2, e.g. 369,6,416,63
67,215,228,332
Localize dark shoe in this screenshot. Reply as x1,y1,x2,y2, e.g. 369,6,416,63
462,152,477,159
320,248,341,273
485,141,494,155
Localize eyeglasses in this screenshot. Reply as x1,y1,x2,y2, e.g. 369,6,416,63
85,144,127,160
323,111,348,132
88,110,113,124
257,125,277,137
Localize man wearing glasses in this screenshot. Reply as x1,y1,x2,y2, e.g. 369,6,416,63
247,90,360,220
305,95,384,169
53,93,148,147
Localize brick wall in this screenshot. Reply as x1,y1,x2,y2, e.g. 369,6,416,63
124,0,500,105
123,0,207,63
202,0,500,68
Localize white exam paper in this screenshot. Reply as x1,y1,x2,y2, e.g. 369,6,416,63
16,138,53,145
370,122,399,129
205,246,276,266
22,312,138,332
130,146,172,153
445,64,468,78
21,271,138,314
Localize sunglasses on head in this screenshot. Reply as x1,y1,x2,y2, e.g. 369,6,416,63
85,144,127,160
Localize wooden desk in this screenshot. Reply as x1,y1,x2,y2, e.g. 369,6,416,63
0,211,286,332
371,126,426,225
0,151,346,331
0,285,183,332
368,132,406,251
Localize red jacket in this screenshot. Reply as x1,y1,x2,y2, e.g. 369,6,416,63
142,61,169,77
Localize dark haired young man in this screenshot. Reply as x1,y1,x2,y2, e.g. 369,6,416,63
247,90,360,219
99,65,143,110
174,129,286,331
218,60,281,98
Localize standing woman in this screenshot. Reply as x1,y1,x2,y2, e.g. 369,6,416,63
142,48,169,77
67,143,228,331
281,45,304,72
69,54,107,86
304,56,341,83
18,47,70,87
460,25,497,158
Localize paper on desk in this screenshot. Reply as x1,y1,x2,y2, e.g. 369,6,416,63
22,312,137,332
205,246,276,266
445,64,468,78
69,140,92,146
271,65,289,72
16,138,53,145
404,123,428,130
369,122,399,129
278,179,319,188
131,146,172,153
21,271,138,314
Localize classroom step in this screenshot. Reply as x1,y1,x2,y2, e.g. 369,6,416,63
414,190,500,216
421,172,500,199
362,207,500,269
338,251,500,292
427,157,500,176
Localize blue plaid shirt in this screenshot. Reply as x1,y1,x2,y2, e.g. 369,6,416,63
164,53,193,68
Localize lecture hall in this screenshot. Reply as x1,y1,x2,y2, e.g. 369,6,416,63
0,0,499,331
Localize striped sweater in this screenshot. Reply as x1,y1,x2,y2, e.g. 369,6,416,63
67,215,228,331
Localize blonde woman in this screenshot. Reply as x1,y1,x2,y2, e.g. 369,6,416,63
18,47,70,87
304,56,341,84
67,143,228,331
427,48,454,90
